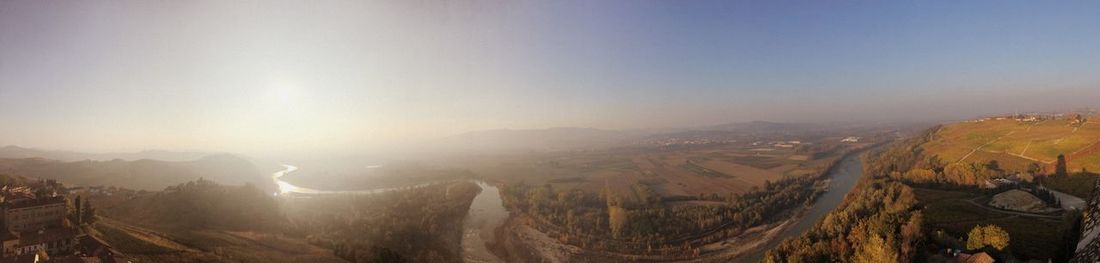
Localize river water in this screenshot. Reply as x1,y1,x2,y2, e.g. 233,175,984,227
740,149,869,262
272,148,868,263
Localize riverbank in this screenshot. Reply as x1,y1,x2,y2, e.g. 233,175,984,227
487,144,879,262
490,207,809,262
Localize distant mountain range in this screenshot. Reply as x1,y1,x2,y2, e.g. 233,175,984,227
0,145,210,162
0,145,268,191
426,127,655,153
425,121,868,153
0,154,266,191
0,121,899,190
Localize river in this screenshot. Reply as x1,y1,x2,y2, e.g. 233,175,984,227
740,148,870,262
271,165,509,263
272,147,869,263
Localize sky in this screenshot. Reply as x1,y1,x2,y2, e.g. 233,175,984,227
1,0,1100,154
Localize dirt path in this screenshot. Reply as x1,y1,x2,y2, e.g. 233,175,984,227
959,131,1015,162
98,217,201,253
1020,140,1033,156
1042,187,1087,210
962,197,1061,220
1066,139,1100,163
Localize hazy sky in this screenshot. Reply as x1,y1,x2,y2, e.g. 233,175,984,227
2,1,1100,154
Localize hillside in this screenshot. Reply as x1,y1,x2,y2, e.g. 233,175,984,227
282,182,483,262
98,178,281,230
765,128,1081,262
0,154,267,191
922,116,1100,173
89,179,345,263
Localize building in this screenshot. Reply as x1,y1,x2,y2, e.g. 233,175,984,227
0,181,113,262
0,230,16,258
956,252,995,263
0,188,84,261
0,196,66,233
78,235,117,263
0,228,81,259
12,228,79,257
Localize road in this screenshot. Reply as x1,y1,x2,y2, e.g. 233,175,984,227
1042,187,1087,210
959,131,1015,162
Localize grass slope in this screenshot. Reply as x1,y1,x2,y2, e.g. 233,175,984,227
923,119,1100,173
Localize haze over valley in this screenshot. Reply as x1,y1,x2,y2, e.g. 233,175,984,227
2,1,1100,262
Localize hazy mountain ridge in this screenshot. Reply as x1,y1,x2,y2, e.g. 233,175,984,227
428,122,876,153
0,145,211,162
427,127,656,153
0,154,267,191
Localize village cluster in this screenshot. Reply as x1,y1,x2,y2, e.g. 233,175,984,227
0,180,116,263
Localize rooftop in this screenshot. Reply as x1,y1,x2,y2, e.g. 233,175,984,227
2,196,65,210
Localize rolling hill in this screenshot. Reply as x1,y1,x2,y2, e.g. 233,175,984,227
922,116,1100,173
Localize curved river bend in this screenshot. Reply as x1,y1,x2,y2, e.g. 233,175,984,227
272,149,868,263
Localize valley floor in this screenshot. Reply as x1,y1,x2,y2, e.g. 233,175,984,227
492,207,807,263
94,217,346,263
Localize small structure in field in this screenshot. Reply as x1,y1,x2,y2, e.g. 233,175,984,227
955,252,995,263
988,189,1059,213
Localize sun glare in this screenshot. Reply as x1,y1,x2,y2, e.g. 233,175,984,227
273,82,295,104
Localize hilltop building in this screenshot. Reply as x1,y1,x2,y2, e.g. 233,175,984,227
0,182,117,262
1,196,66,233
1,227,79,257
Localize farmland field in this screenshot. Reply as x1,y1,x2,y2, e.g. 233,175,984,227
922,118,1100,172
461,141,866,203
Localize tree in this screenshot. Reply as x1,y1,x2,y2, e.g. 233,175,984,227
1027,163,1043,175
982,225,1010,251
74,195,84,225
966,225,985,250
606,188,628,238
945,163,976,185
1058,210,1084,262
924,155,947,173
608,205,627,238
900,213,923,262
853,234,898,263
985,160,1001,172
904,169,937,183
967,225,1010,251
1056,154,1069,177
82,198,97,224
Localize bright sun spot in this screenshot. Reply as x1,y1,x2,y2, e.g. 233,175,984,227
273,82,295,104
264,78,299,105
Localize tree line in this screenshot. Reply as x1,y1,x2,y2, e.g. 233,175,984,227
498,165,833,257
282,182,482,263
765,131,928,262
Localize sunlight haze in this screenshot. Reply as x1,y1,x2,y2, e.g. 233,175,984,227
2,1,1099,154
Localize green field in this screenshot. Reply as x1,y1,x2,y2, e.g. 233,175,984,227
923,119,1100,173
